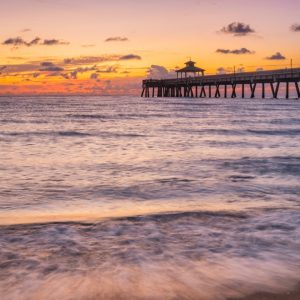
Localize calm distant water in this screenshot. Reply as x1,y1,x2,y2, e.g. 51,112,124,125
0,96,300,300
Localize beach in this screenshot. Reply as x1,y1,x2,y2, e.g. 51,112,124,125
235,287,300,300
0,96,299,299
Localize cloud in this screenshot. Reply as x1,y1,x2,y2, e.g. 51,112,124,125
2,37,29,46
216,67,226,74
0,63,38,73
32,73,40,78
21,28,31,33
265,52,286,60
0,60,69,75
105,37,128,42
7,56,25,60
41,66,64,72
75,66,97,73
69,71,78,79
0,66,7,74
96,66,118,73
46,72,62,77
2,37,41,47
148,65,168,78
291,24,300,32
42,39,69,46
39,63,64,71
67,65,118,80
39,61,64,72
2,37,69,47
55,65,118,80
119,54,141,60
90,73,99,79
60,73,70,79
256,67,264,71
216,48,254,55
220,22,255,36
81,44,96,47
40,62,55,67
65,65,98,80
216,66,246,74
64,54,141,65
64,56,117,65
29,37,42,46
64,57,94,65
147,65,176,79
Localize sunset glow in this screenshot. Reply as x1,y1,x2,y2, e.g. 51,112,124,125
1,0,300,95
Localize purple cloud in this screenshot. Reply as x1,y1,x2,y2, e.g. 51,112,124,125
2,37,68,47
220,22,255,36
90,73,99,79
42,39,69,46
105,37,128,42
291,24,300,32
266,52,286,60
64,54,141,65
216,48,254,55
119,54,141,60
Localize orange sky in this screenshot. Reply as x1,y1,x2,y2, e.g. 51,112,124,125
0,0,299,95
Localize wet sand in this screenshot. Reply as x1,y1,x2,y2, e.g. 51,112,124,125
230,287,300,300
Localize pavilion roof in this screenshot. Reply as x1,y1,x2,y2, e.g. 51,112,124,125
176,66,205,73
185,60,196,65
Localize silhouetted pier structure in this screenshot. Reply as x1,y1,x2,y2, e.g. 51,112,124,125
142,61,300,99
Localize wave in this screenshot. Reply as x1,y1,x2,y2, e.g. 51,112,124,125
57,131,91,137
247,129,300,135
66,113,108,119
0,208,299,300
66,113,168,120
222,156,300,176
0,119,48,124
0,131,91,137
116,210,249,223
0,131,146,138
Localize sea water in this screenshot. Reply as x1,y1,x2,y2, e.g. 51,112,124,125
0,96,299,299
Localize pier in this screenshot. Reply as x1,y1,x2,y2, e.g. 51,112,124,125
142,61,300,99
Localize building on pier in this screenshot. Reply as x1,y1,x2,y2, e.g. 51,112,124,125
176,60,205,79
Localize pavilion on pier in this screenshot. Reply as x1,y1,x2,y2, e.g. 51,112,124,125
176,60,205,79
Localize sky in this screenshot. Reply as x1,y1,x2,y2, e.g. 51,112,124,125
0,0,299,95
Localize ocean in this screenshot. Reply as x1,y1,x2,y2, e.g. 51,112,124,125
0,96,299,300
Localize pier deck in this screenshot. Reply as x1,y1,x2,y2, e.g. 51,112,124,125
142,68,300,99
